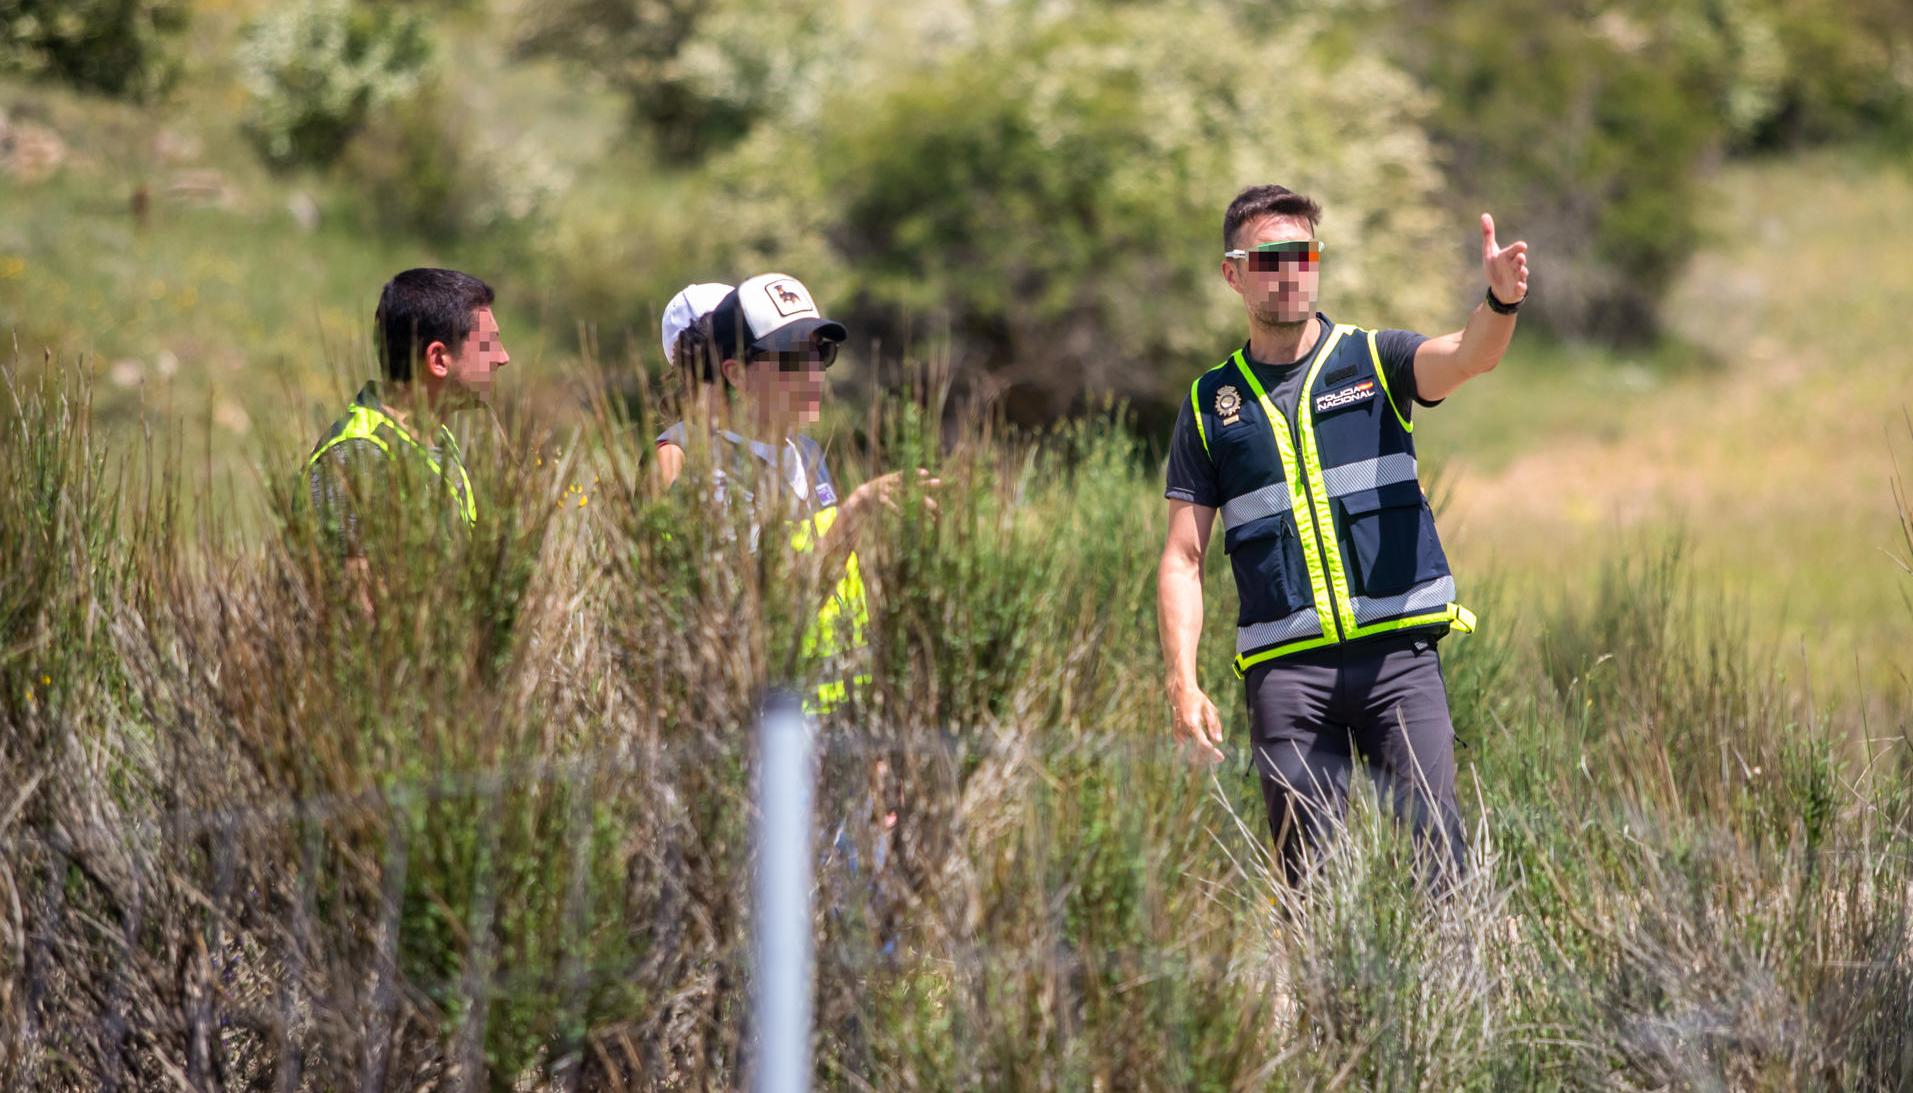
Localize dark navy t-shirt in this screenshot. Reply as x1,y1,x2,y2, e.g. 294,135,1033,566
1164,315,1431,507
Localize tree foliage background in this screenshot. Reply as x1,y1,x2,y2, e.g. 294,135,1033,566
503,0,1913,414
4,0,1911,414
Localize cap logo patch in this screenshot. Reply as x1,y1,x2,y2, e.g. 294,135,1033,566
763,279,815,318
1314,380,1376,413
1215,385,1243,426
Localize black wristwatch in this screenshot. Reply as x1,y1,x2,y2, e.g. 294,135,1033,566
1485,286,1523,315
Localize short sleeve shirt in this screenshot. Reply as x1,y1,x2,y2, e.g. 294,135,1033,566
1164,316,1431,507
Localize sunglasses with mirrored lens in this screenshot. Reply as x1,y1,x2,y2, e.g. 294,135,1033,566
1224,239,1324,272
756,342,839,372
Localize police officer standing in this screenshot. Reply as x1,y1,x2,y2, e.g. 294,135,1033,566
1157,185,1529,888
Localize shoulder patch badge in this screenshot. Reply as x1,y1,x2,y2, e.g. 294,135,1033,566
1314,380,1376,414
1215,385,1243,426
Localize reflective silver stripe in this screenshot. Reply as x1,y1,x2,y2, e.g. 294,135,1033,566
1235,609,1323,653
1320,452,1418,498
1220,482,1292,529
1352,576,1456,625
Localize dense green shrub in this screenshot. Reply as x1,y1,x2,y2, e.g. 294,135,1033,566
336,83,565,242
0,0,186,100
4,356,1912,1088
237,0,432,169
1710,0,1913,151
1383,0,1913,346
704,2,1451,424
1384,1,1726,344
513,0,830,160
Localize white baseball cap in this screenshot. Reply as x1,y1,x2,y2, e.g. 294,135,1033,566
660,281,734,366
709,273,848,362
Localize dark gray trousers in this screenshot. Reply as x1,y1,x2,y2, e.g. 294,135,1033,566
1244,633,1465,889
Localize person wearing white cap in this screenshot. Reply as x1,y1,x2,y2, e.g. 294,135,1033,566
655,273,846,481
653,273,938,713
658,280,735,396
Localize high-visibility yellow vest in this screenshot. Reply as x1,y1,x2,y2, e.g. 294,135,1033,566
1189,324,1475,677
791,504,870,714
307,382,477,527
661,423,871,713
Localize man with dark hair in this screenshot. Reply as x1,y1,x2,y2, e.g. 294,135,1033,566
307,268,511,567
1158,184,1530,891
371,268,503,390
1220,184,1324,253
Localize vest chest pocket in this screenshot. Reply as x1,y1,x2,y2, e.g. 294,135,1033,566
1338,480,1449,598
1223,512,1306,625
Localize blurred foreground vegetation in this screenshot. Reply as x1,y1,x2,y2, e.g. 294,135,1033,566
2,360,1911,1087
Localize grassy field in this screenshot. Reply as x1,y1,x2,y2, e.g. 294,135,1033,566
3,353,1910,1087
5,55,1913,1087
1426,151,1913,690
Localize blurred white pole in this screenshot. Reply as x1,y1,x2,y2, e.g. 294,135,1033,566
751,690,815,1093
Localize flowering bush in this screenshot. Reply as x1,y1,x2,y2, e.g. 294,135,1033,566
705,2,1451,419
0,0,186,100
237,0,432,169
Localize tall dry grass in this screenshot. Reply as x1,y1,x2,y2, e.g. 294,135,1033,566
2,358,1909,1090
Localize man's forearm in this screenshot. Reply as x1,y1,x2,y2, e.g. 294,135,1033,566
1157,555,1206,693
1454,300,1517,377
1416,301,1518,402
